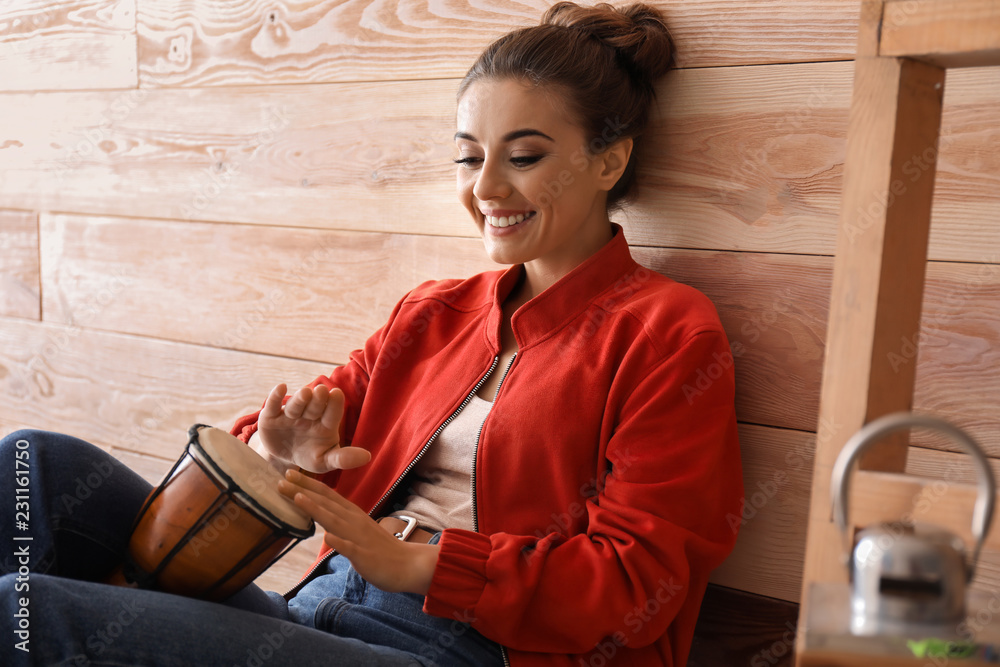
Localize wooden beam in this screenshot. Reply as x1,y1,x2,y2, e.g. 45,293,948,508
881,0,1000,68
851,469,1000,554
797,0,947,660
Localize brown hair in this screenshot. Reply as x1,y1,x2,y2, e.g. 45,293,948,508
459,2,674,209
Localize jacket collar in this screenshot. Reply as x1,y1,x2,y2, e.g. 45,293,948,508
485,224,638,350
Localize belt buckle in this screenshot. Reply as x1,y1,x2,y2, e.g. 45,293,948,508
392,515,418,541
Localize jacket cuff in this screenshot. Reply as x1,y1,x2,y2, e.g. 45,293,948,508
231,410,262,444
423,529,491,619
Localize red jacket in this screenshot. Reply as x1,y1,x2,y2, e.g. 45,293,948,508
232,226,742,666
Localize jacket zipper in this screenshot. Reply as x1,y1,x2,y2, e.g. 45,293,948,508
282,356,503,600
472,353,516,667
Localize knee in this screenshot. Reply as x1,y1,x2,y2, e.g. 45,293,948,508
1,429,41,450
1,429,104,467
0,572,29,607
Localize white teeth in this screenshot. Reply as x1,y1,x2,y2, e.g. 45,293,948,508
485,213,531,228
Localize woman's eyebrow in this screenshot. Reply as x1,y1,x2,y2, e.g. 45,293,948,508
453,129,555,143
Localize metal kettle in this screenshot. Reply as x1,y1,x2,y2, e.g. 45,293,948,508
830,412,996,635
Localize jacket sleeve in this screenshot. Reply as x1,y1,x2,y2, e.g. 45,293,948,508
229,290,415,449
422,329,743,653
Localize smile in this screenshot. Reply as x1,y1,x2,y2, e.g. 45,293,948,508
484,211,536,228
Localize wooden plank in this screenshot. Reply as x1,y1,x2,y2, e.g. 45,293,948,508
39,214,499,364
689,584,798,667
881,0,1000,68
0,0,137,92
135,0,861,88
800,55,945,622
1,63,997,259
851,469,1000,556
797,5,947,657
0,210,39,320
0,79,466,237
39,215,1000,446
636,247,829,434
709,424,814,602
0,316,323,459
632,62,1000,260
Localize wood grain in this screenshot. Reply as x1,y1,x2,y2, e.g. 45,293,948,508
0,316,323,459
0,210,39,320
636,247,829,435
798,44,945,640
39,215,1000,450
135,0,861,88
38,213,499,364
632,62,1000,261
709,423,814,602
0,63,997,259
881,0,1000,68
0,0,137,92
689,584,798,667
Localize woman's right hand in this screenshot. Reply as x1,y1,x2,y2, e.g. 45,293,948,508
254,383,371,474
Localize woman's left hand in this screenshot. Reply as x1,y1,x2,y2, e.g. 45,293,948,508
278,469,440,595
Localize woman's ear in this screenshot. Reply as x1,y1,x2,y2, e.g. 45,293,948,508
596,137,634,191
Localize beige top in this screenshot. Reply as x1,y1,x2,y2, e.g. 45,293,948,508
392,394,494,533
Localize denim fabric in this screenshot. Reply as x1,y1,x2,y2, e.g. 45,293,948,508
0,430,504,667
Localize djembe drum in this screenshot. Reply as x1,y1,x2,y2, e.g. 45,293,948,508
107,424,314,600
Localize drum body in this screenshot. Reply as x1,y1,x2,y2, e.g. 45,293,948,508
121,424,314,600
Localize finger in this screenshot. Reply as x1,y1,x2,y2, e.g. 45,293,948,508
282,469,353,509
259,384,288,419
286,485,346,534
300,385,329,422
283,386,313,420
321,388,346,433
324,445,371,471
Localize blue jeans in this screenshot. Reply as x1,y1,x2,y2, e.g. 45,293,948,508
0,430,504,666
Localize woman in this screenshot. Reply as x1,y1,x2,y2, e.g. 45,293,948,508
1,3,741,665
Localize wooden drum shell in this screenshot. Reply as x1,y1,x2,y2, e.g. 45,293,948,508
119,425,314,601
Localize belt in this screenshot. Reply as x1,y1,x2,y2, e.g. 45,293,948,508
377,515,435,544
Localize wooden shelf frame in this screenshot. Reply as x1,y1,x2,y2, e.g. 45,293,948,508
796,1,1000,665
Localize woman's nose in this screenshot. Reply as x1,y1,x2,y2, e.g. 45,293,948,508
473,157,512,201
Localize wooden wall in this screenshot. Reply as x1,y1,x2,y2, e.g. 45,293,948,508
1,1,999,660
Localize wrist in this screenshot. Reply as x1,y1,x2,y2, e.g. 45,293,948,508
406,542,440,595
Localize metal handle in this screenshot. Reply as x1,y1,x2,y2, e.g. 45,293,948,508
831,412,996,581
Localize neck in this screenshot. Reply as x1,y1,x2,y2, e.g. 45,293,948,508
520,221,614,300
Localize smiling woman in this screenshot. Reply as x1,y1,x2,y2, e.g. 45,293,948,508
0,3,741,667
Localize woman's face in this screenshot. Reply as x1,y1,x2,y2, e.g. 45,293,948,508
455,78,627,290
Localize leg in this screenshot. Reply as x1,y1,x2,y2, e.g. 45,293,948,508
289,537,505,667
0,429,285,616
0,429,152,580
1,573,428,666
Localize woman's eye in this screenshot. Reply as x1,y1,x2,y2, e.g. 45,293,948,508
511,155,543,167
453,157,483,167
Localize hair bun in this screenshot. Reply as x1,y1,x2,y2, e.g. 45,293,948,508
542,2,674,83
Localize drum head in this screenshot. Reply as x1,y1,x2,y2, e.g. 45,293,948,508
192,426,313,532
